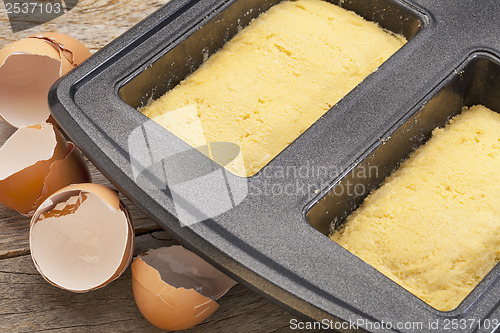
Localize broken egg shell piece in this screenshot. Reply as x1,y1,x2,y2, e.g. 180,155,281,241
0,53,59,127
33,142,92,210
132,258,219,331
29,32,91,66
44,183,134,281
0,37,75,127
0,123,73,216
30,184,134,292
45,183,134,280
0,37,60,63
131,246,237,331
51,182,121,210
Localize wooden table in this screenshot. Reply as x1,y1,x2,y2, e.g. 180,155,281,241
0,1,324,332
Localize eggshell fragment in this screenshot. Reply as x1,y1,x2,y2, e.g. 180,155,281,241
0,33,91,128
33,143,91,209
0,123,90,216
30,183,134,292
132,246,237,331
29,32,91,66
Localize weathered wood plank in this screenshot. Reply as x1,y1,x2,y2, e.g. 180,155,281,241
0,0,169,49
0,232,316,333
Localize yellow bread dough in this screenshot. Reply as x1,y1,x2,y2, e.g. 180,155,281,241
330,105,500,311
141,0,406,176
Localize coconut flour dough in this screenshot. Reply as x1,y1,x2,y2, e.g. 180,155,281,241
330,105,500,311
141,0,406,176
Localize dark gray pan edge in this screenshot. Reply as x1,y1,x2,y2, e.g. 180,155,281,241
48,0,500,332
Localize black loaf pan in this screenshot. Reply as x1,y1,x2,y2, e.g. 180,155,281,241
48,0,500,331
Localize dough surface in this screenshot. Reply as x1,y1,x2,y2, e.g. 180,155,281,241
330,105,500,311
141,0,406,176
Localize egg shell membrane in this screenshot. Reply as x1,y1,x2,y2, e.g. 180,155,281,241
30,187,134,292
132,258,219,331
0,124,68,215
29,32,91,66
0,38,75,127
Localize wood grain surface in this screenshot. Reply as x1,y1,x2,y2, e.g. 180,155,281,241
0,1,324,332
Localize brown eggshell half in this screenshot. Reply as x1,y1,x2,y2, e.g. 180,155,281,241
46,183,135,281
0,34,91,128
30,184,134,292
131,246,237,331
0,123,72,215
0,39,62,128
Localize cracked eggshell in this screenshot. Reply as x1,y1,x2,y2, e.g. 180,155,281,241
29,32,91,67
0,33,91,128
33,142,91,209
0,123,90,216
30,183,134,292
132,246,237,331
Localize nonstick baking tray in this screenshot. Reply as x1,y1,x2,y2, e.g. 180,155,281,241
49,0,500,331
